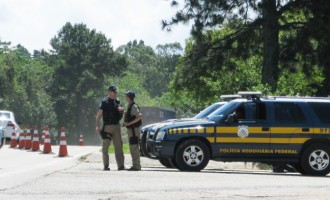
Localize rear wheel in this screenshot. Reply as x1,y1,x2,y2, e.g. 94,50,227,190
175,139,210,171
301,143,330,176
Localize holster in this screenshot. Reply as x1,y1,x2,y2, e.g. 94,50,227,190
100,125,112,140
129,127,139,145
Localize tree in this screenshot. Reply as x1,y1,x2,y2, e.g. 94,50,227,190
116,41,182,97
0,40,11,54
105,72,156,107
163,0,324,91
49,22,127,139
0,45,57,128
154,43,183,94
279,0,330,96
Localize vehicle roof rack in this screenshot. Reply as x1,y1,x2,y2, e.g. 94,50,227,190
220,94,242,101
238,91,262,100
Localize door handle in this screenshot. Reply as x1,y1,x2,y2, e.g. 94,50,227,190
302,128,310,132
262,127,269,131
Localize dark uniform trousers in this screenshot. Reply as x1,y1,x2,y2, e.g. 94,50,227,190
127,126,141,169
102,124,124,168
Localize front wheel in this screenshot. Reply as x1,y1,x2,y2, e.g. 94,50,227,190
301,143,330,176
175,139,210,171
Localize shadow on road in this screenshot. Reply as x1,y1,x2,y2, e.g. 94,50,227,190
140,165,328,178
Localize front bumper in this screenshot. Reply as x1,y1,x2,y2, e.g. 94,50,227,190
146,140,176,158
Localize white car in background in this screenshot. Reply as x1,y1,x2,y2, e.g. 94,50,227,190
0,128,4,149
0,110,22,140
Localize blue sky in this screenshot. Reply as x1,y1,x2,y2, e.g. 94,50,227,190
0,0,191,53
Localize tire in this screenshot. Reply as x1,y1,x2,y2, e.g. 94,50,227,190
291,164,306,175
159,157,174,168
0,138,4,149
140,130,151,158
169,158,179,169
301,143,330,176
175,139,210,171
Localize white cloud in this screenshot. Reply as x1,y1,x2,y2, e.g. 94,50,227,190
0,0,191,53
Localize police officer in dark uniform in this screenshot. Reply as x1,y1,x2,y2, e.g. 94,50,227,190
96,85,125,171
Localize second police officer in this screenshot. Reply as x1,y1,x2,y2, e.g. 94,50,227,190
123,91,143,171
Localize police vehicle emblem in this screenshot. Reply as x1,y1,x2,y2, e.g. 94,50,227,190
237,125,249,138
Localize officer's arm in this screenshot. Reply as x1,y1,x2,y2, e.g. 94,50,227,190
126,114,142,127
96,109,103,133
126,105,142,127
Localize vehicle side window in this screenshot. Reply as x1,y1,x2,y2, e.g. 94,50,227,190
234,104,246,121
273,103,307,124
250,103,267,121
0,112,10,119
233,102,266,122
308,102,330,124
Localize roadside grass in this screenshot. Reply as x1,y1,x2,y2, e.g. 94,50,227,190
108,143,130,154
80,154,89,161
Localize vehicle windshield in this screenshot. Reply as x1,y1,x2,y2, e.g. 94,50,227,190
0,112,10,120
207,101,240,122
193,103,225,119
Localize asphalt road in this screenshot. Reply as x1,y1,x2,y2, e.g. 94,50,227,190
1,144,330,200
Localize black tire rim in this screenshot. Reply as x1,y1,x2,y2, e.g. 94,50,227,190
183,145,204,167
308,149,330,171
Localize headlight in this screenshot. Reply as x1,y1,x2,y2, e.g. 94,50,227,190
156,130,166,141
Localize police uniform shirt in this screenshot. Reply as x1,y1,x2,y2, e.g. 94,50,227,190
129,103,142,120
99,98,121,124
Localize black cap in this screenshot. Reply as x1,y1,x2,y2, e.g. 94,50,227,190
124,90,135,100
108,85,117,92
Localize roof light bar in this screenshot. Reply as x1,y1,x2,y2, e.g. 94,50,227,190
238,91,262,99
220,94,242,101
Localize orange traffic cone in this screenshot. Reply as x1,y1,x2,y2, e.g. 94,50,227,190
40,128,45,145
58,127,68,157
79,132,84,146
25,126,32,150
43,126,52,154
10,127,17,148
31,126,40,151
18,129,25,149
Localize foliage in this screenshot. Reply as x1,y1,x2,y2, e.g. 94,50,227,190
170,26,263,103
109,143,130,154
163,0,329,93
104,71,156,108
116,40,182,97
154,91,196,118
48,22,127,140
0,44,57,129
1,7,329,145
275,66,324,96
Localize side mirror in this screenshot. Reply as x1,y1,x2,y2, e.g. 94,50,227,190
225,114,235,123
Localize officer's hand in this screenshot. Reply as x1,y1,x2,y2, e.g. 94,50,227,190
118,106,124,112
96,126,100,133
